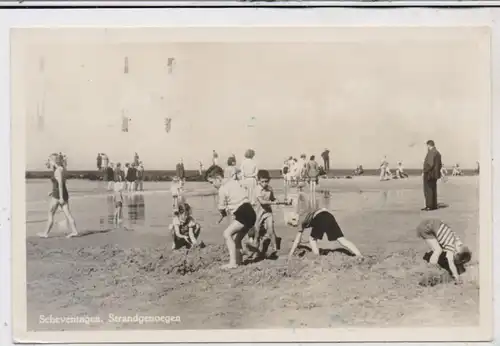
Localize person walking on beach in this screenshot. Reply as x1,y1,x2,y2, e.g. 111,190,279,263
306,155,320,193
37,153,79,238
106,163,115,190
96,153,102,171
133,152,140,167
176,158,186,181
198,161,204,176
321,149,330,172
212,150,219,166
240,149,258,205
102,153,109,170
422,140,442,211
136,162,144,191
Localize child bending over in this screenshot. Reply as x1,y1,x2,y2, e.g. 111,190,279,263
169,203,202,250
208,171,256,269
417,219,472,283
286,194,363,259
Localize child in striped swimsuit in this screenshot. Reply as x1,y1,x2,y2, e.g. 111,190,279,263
417,219,472,283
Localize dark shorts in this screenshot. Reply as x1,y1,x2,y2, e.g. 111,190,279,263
310,211,344,241
233,203,257,229
308,177,319,184
115,201,123,208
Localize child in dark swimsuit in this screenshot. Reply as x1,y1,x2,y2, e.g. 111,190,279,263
286,193,362,259
38,153,79,238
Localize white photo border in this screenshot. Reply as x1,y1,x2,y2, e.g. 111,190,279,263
0,7,498,346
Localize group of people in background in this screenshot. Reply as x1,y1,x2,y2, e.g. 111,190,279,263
379,157,409,181
98,153,145,193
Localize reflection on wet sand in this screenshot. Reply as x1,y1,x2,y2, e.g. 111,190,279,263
126,194,145,225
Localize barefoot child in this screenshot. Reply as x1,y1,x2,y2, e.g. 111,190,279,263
286,194,362,259
247,170,286,258
37,153,79,238
208,171,256,269
417,219,472,283
113,182,124,227
169,203,202,250
171,176,183,210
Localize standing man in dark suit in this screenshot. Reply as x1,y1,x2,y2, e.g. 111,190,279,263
422,140,442,211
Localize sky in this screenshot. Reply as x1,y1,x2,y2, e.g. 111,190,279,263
23,35,486,171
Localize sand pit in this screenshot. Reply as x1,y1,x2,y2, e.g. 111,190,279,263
26,176,480,330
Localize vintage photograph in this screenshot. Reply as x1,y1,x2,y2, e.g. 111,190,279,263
10,27,492,342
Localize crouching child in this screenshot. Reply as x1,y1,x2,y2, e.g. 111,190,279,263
417,219,472,284
169,203,202,250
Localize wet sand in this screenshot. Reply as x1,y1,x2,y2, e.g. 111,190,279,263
26,176,480,330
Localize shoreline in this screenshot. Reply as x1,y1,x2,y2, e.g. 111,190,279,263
25,168,478,182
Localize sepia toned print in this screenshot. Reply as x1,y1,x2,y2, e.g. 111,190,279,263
11,27,492,343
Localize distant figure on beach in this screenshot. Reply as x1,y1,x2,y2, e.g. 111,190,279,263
297,154,308,182
353,165,364,176
198,161,204,176
240,149,258,204
422,140,442,211
475,161,480,175
452,164,463,176
114,163,124,183
440,163,448,182
136,162,144,191
176,159,186,181
126,163,137,192
96,153,102,171
321,149,330,172
133,152,140,167
306,155,320,192
379,156,391,181
224,155,240,182
212,150,219,166
102,153,109,170
105,163,115,190
37,153,79,238
395,161,408,179
112,182,124,227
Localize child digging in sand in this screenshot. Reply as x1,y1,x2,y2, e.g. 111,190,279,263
417,219,472,284
286,192,363,260
247,170,289,259
169,203,202,250
208,170,256,269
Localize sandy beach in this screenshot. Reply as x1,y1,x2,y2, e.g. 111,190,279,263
26,175,479,330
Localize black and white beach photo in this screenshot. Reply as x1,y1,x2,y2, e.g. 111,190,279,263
9,26,493,343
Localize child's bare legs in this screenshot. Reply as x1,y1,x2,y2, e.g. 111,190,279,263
233,229,248,265
38,199,59,238
265,216,278,253
114,206,122,227
61,203,78,238
222,220,246,269
337,237,362,257
172,196,178,209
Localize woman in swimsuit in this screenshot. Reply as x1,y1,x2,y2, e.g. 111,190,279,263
37,153,79,238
